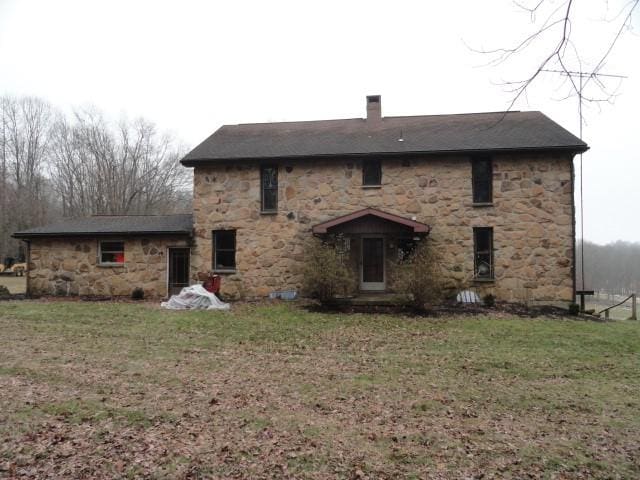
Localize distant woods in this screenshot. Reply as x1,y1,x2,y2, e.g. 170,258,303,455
577,241,640,296
0,95,192,260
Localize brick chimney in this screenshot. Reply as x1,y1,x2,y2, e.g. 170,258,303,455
366,95,381,123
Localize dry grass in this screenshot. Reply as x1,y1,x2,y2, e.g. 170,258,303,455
0,275,26,294
0,301,639,479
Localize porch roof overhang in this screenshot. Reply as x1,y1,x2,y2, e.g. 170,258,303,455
311,208,431,235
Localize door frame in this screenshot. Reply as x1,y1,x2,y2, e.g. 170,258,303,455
166,246,191,296
360,235,385,291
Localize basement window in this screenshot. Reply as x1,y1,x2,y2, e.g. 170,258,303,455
472,156,493,204
99,241,125,265
213,230,236,272
473,227,494,280
362,160,381,186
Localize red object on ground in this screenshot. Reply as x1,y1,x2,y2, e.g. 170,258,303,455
203,274,221,294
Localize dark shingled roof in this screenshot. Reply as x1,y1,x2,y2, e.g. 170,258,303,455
181,110,587,165
13,214,193,238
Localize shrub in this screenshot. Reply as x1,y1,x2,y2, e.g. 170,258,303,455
391,240,444,310
302,237,356,302
483,293,496,308
131,287,145,300
568,303,580,315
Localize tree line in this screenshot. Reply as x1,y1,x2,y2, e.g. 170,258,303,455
0,95,191,262
577,240,640,296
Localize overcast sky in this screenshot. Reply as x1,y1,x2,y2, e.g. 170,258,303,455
0,0,637,244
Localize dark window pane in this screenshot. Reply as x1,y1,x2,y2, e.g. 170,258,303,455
261,166,278,211
262,167,277,188
262,188,277,211
215,251,236,270
473,228,493,279
472,157,492,203
101,241,124,252
216,231,235,250
213,230,236,270
363,160,381,185
100,241,124,264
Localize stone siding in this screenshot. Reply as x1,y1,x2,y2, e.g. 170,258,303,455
192,153,575,302
27,236,190,297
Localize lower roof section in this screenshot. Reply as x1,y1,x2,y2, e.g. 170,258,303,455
312,208,431,235
13,214,193,239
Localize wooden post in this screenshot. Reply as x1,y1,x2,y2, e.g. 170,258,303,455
605,309,609,320
632,294,637,321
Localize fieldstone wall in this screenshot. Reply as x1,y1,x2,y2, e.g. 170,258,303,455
192,153,575,303
27,236,190,298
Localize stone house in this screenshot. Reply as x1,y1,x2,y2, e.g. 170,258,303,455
15,96,588,302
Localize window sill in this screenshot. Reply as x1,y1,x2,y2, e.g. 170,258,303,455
213,269,237,274
260,211,278,215
362,185,382,189
472,202,494,207
472,277,495,283
97,263,125,268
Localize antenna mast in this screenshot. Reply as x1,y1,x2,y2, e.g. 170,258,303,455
540,69,627,294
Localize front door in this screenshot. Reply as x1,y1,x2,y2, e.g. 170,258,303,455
168,247,190,295
360,237,385,291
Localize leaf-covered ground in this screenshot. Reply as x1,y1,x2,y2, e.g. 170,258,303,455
0,301,638,479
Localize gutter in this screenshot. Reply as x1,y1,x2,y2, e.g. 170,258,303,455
12,230,193,239
180,145,590,167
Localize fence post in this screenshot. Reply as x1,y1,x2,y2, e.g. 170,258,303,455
632,294,637,321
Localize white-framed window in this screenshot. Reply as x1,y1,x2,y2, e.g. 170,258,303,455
99,240,125,265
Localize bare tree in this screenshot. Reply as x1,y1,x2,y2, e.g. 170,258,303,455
474,0,639,111
49,108,190,217
0,96,56,260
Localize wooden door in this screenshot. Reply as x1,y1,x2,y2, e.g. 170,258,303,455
168,248,190,295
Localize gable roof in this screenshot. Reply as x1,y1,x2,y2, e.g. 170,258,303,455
182,110,587,166
312,208,430,235
13,214,193,238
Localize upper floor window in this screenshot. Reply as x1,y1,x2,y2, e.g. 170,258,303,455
213,230,236,272
472,157,493,204
473,227,494,279
362,160,381,186
261,165,278,212
99,241,124,265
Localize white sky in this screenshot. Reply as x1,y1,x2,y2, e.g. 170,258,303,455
0,0,638,244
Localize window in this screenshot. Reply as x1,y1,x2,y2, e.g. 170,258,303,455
99,241,124,265
473,227,494,279
472,157,493,203
213,230,236,271
362,160,381,186
261,165,278,212
397,238,417,262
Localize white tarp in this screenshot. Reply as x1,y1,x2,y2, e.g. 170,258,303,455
161,284,230,310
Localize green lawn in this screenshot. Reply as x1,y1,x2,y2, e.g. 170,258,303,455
0,301,638,479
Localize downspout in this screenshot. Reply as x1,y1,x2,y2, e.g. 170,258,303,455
570,155,576,302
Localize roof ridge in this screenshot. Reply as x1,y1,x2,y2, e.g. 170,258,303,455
225,110,530,128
